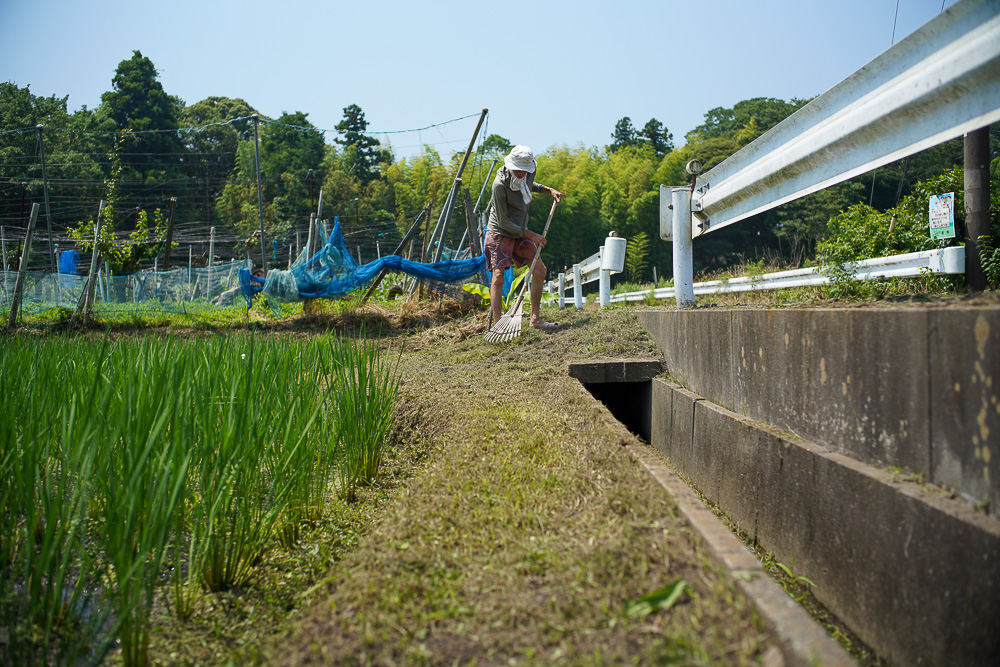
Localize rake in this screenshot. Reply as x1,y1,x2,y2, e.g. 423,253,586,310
484,199,558,343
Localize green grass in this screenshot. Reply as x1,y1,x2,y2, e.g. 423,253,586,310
0,332,399,665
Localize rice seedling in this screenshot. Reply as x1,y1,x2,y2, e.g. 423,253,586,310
0,331,400,665
328,334,401,500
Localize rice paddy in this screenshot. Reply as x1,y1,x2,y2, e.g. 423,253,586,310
0,332,400,665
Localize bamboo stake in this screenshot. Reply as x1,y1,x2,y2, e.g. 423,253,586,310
7,204,39,328
360,208,427,305
208,226,215,299
75,199,104,319
1,225,9,305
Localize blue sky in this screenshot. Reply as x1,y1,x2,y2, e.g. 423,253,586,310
1,0,957,160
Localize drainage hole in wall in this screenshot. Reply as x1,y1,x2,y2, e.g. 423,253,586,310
581,381,653,443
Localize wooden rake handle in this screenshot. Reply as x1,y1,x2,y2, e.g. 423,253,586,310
509,198,559,311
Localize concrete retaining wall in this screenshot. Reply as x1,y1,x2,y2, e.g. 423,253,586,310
651,376,1000,666
637,308,999,516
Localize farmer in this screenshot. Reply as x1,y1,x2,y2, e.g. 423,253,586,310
485,145,563,330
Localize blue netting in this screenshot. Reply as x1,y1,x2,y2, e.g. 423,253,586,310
239,217,486,310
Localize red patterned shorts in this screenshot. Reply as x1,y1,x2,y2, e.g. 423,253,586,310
484,230,538,272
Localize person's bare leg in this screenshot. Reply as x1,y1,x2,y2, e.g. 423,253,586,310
529,258,547,328
490,268,505,325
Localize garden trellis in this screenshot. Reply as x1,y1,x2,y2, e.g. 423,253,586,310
1,108,495,323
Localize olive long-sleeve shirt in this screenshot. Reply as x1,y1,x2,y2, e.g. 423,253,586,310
486,167,548,238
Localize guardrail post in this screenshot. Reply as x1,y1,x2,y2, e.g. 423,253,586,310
599,245,610,308
671,187,696,309
558,272,565,309
572,264,583,309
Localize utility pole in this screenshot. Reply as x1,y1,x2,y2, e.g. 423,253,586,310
307,169,315,216
964,127,991,290
37,126,55,272
252,114,267,274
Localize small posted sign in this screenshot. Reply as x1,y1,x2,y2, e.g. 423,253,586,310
929,192,956,240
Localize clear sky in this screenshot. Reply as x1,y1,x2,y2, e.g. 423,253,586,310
1,0,957,160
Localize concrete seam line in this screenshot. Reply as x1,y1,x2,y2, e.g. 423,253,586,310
625,442,855,667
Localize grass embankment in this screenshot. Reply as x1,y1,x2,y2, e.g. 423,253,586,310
269,307,776,665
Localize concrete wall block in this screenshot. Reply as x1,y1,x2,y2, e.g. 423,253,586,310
623,359,662,383
754,431,820,569
650,378,674,464
669,384,702,477
692,400,763,539
806,450,1000,667
930,309,1000,515
840,310,930,471
567,361,606,384
644,307,991,514
639,310,733,404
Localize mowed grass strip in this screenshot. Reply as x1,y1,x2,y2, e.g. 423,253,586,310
277,309,777,665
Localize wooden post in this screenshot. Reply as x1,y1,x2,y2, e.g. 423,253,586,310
360,208,427,304
419,203,432,298
162,197,177,268
964,127,991,290
208,226,215,300
463,186,481,257
75,199,104,319
1,225,8,304
7,204,39,328
430,183,458,263
306,213,316,258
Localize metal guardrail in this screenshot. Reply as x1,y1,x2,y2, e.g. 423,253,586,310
608,247,965,303
659,0,999,308
690,0,1000,238
545,236,627,308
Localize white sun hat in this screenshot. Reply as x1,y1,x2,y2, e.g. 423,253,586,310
504,145,536,173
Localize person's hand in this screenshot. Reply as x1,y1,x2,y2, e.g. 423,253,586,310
548,187,564,203
526,230,547,248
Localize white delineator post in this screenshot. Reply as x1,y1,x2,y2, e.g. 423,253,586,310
671,186,696,309
600,233,628,309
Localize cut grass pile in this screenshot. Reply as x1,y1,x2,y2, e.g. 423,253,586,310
271,307,777,665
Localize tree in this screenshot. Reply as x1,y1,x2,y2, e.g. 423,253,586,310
335,104,390,185
609,117,638,153
639,119,674,157
100,51,184,181
480,134,513,160
180,96,258,225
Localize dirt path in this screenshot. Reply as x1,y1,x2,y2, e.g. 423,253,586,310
267,307,777,665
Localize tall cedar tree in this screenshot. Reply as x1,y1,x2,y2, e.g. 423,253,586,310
335,104,389,185
101,51,183,182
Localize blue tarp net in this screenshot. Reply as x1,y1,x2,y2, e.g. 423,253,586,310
239,217,486,310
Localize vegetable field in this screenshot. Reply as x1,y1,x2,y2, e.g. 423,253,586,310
0,333,399,665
